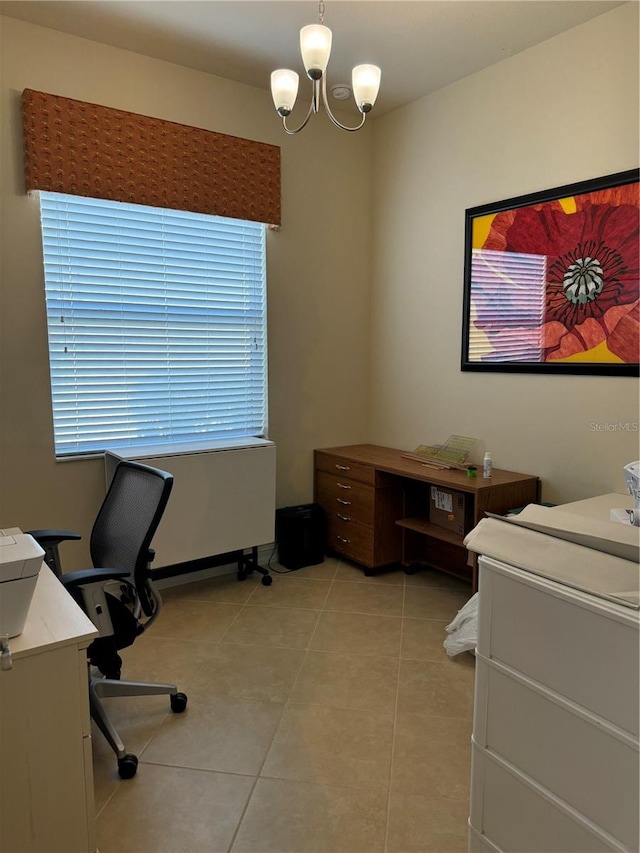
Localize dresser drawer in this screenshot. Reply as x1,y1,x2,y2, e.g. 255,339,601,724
478,559,640,737
470,742,620,853
326,515,374,565
316,471,374,523
315,451,376,485
473,656,639,850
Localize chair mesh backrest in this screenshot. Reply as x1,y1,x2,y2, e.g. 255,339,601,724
90,461,173,590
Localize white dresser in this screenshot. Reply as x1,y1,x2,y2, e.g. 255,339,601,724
466,496,640,853
0,565,98,852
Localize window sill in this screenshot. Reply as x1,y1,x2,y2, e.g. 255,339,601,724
57,436,274,463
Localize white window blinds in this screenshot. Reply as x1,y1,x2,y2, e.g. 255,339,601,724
39,192,267,456
468,248,547,363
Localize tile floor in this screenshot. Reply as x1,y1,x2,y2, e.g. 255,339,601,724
92,558,476,853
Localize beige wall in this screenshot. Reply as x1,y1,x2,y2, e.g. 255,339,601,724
1,6,639,571
0,16,373,567
369,3,639,504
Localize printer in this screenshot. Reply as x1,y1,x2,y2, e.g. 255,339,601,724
0,531,45,637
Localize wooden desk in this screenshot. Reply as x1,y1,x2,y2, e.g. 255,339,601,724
0,566,98,852
314,444,540,589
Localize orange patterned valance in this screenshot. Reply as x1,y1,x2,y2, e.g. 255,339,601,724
22,89,281,225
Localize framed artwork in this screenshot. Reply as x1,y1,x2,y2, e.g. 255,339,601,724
461,169,639,376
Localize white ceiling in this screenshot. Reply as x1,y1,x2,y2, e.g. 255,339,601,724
0,0,627,116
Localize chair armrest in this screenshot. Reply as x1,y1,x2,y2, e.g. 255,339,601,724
61,567,131,591
26,529,82,545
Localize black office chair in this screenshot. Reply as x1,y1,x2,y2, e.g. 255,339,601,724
29,460,187,779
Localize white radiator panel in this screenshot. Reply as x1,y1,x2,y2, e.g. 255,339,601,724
104,439,276,567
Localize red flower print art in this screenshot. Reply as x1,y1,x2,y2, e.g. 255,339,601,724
482,184,639,362
464,172,640,374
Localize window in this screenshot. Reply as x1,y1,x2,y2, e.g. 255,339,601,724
39,193,267,457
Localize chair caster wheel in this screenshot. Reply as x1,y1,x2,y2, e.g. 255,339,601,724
170,692,188,713
261,575,273,586
118,753,138,779
237,572,247,582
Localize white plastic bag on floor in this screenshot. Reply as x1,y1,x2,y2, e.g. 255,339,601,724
443,592,479,656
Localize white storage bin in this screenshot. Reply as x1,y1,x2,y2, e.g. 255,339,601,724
469,742,623,853
473,655,639,850
477,559,639,737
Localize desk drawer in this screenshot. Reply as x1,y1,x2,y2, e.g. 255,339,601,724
326,515,374,565
316,471,374,524
315,452,375,485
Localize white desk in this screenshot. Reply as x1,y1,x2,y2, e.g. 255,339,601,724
0,565,98,852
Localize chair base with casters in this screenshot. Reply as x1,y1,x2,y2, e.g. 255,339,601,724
237,545,272,586
65,568,188,779
90,674,187,778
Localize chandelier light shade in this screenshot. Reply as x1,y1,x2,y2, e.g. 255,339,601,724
300,24,332,79
351,64,382,113
270,1,381,134
271,69,300,116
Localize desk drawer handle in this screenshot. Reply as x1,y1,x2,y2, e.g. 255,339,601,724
335,464,351,471
337,535,351,544
336,482,352,490
336,513,351,522
336,498,351,506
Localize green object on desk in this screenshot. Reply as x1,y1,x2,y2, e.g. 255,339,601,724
466,466,478,478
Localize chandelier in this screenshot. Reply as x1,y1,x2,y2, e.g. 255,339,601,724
270,1,381,134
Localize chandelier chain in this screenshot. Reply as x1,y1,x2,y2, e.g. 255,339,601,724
318,0,325,25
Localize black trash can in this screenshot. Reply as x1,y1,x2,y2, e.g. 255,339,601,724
276,503,326,570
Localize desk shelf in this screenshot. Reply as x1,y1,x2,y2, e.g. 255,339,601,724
396,516,465,547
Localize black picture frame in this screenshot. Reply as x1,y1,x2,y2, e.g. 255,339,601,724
461,169,639,376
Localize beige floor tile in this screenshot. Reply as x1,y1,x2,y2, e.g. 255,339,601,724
161,572,261,604
97,763,253,852
392,712,472,798
91,567,478,853
231,778,388,852
335,560,405,585
289,651,399,713
386,792,469,853
261,703,393,789
404,585,472,621
141,696,285,774
405,568,471,591
272,557,339,579
310,610,402,657
222,605,321,649
249,575,332,609
92,697,171,762
187,643,306,704
92,751,121,815
397,658,475,718
151,598,243,643
401,617,450,662
324,581,404,617
118,635,217,696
